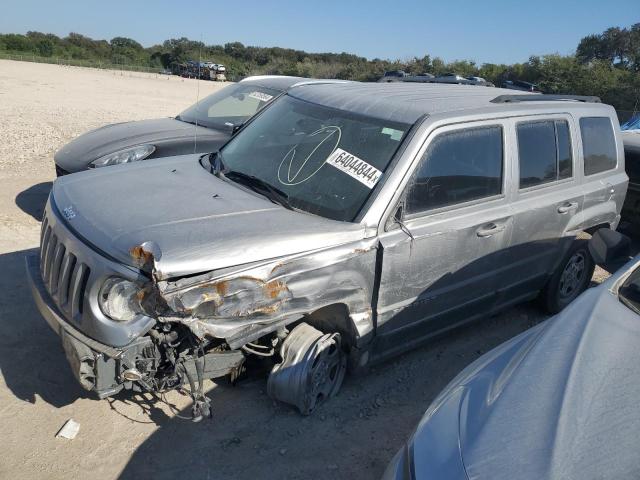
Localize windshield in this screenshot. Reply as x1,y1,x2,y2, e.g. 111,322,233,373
620,266,640,315
177,83,280,131
218,95,410,222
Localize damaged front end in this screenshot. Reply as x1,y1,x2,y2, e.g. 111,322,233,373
28,193,378,419
91,238,376,418
34,231,376,420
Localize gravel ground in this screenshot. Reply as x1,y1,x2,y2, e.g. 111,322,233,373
0,59,627,480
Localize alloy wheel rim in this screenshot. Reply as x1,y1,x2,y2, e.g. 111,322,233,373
559,252,586,299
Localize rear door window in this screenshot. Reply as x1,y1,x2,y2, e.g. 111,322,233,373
580,117,617,175
406,126,503,214
517,120,573,188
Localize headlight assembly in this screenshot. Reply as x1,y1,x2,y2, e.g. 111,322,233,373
90,144,155,168
98,277,144,322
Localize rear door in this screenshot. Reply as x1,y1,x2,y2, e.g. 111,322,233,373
499,114,583,302
374,121,514,357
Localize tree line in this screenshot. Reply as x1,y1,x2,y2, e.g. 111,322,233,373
1,25,638,113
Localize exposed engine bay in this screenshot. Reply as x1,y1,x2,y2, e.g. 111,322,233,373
95,319,346,422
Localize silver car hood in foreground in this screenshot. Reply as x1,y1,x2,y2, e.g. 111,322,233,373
51,155,366,279
407,262,640,480
54,118,226,172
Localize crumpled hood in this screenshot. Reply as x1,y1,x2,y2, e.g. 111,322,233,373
426,275,640,480
54,118,228,173
51,154,366,279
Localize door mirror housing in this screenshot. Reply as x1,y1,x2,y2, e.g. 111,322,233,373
394,203,404,223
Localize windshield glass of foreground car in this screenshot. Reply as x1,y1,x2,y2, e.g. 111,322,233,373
177,83,280,131
619,266,640,315
218,95,410,222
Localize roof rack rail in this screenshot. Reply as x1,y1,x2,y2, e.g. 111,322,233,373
491,94,602,104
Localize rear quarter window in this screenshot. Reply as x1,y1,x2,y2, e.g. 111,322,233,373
580,117,617,175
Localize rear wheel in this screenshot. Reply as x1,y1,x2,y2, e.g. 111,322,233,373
540,240,595,314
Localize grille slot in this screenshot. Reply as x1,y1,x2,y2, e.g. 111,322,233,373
40,225,52,276
39,215,91,320
40,213,49,247
70,262,90,319
49,243,66,294
58,253,76,307
43,234,57,284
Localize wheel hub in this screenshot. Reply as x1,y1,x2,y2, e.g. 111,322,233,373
268,323,346,415
559,252,586,298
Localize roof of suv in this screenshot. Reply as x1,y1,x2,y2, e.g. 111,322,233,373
288,82,603,124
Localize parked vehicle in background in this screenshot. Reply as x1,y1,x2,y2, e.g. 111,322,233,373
173,61,227,81
379,70,407,82
382,230,638,480
433,73,469,84
208,63,226,82
28,84,627,420
380,72,495,87
379,71,436,83
622,131,640,225
621,114,640,131
402,73,435,83
53,76,334,175
466,76,494,87
503,79,541,92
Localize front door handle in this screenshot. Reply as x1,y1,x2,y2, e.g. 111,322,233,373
557,202,579,214
476,223,506,238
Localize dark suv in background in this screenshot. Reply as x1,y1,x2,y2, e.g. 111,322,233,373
622,131,640,225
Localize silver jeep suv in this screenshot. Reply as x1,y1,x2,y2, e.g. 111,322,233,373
27,83,628,417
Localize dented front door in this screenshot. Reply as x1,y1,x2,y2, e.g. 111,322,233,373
372,121,513,358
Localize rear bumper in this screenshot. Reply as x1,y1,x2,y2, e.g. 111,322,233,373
26,253,125,397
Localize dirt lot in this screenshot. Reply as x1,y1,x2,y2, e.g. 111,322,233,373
0,59,624,480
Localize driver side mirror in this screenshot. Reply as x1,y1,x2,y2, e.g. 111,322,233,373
390,202,414,240
394,204,404,223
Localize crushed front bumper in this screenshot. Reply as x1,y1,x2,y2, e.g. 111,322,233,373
26,253,129,397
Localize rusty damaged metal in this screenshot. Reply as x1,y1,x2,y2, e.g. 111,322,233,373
136,238,379,349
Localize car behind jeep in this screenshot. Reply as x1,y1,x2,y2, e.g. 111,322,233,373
27,83,627,418
53,75,326,175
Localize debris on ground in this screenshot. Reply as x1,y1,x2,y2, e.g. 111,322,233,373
55,419,80,439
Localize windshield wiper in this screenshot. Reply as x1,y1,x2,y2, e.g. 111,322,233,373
224,170,294,210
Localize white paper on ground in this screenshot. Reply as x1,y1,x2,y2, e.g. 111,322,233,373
56,419,80,439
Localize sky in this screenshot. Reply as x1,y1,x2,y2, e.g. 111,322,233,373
1,0,638,64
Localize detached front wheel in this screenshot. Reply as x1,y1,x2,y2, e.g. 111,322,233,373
541,240,595,314
267,323,346,415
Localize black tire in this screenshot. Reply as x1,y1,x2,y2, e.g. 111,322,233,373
540,239,595,314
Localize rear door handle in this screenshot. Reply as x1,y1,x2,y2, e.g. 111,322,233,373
557,202,578,214
476,223,506,238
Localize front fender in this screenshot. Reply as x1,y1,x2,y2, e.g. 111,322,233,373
141,238,379,349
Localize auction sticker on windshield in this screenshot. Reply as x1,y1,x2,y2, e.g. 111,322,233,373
326,148,382,189
249,91,274,102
